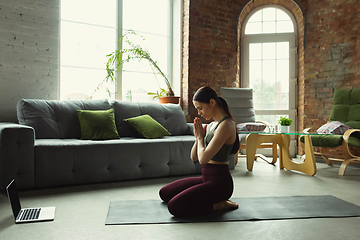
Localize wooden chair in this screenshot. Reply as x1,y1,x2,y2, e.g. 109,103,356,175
220,88,277,166
300,88,360,175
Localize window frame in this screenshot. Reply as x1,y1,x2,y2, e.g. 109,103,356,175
60,0,182,101
241,5,298,155
242,5,298,121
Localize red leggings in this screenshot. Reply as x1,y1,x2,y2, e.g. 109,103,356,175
159,164,234,217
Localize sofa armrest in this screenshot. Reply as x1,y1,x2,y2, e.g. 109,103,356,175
342,129,360,158
0,123,35,190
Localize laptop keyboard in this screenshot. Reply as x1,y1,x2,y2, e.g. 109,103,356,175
17,208,41,221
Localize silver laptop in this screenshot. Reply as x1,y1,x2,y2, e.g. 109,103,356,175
6,179,55,223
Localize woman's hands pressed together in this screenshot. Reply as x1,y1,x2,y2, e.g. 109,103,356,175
193,117,207,140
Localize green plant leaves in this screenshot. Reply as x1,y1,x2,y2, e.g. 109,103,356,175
91,30,172,99
278,116,293,126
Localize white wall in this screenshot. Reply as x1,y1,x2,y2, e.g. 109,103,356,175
0,0,60,122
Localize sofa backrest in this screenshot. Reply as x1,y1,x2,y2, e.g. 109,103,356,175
17,99,190,139
329,88,360,129
111,100,190,137
17,99,111,139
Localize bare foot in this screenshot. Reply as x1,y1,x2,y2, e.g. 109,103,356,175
213,199,239,211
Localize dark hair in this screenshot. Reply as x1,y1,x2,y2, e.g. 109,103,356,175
193,87,240,154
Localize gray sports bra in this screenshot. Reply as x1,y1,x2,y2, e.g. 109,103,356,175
204,116,234,162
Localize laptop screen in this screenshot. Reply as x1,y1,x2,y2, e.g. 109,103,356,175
6,179,21,219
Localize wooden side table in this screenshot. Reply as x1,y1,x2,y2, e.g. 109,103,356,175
245,132,318,176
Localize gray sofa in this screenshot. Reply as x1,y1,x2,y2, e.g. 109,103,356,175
0,99,206,190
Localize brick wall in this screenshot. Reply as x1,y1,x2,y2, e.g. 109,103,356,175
182,0,244,120
304,0,360,155
304,0,360,127
0,0,59,122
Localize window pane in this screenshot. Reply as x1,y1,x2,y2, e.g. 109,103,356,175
276,9,291,21
60,66,114,100
276,42,289,59
245,22,262,34
263,21,276,34
256,115,288,126
263,60,276,92
248,11,262,22
253,94,262,110
123,0,168,35
277,21,294,33
249,43,262,60
249,60,262,89
276,93,289,110
61,0,116,27
122,71,167,102
262,93,276,109
122,32,168,73
263,43,275,60
277,59,289,92
263,8,275,22
60,21,116,69
249,41,291,111
257,115,277,125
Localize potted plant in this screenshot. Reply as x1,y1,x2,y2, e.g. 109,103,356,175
93,30,179,104
278,116,293,132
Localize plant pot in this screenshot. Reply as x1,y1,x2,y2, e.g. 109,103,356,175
159,96,180,104
280,125,290,133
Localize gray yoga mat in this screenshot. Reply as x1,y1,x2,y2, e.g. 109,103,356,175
105,195,360,225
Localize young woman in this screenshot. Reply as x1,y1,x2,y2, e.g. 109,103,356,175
159,86,240,217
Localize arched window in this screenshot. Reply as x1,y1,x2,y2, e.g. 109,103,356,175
242,6,298,155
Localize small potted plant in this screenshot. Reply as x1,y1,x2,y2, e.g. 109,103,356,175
278,116,293,132
94,30,179,104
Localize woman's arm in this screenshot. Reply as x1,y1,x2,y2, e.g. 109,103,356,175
191,139,198,162
196,120,236,165
191,117,207,162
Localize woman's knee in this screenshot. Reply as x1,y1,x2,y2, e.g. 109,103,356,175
159,186,171,203
167,199,184,217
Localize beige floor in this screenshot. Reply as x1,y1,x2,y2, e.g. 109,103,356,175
1,157,360,240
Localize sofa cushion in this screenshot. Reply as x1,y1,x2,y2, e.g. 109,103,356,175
124,114,171,139
33,136,201,188
77,108,120,140
17,99,111,139
300,135,360,148
329,88,360,129
111,101,190,137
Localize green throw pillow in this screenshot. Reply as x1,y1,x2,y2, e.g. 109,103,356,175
76,108,120,140
123,114,171,139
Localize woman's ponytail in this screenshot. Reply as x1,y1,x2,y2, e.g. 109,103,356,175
217,97,239,155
